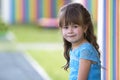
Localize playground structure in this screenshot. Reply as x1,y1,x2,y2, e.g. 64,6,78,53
97,0,119,80
0,0,71,27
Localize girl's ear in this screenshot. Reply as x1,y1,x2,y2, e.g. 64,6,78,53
84,26,88,33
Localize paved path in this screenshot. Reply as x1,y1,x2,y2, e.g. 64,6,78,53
0,52,51,80
0,42,63,80
17,43,63,50
0,32,62,80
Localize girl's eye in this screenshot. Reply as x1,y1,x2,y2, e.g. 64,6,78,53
73,25,78,28
63,26,68,29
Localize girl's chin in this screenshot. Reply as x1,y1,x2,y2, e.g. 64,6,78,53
67,40,77,43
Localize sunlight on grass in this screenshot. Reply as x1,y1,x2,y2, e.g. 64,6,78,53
27,50,69,80
9,24,62,43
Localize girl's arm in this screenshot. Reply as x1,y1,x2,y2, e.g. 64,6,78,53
78,59,92,80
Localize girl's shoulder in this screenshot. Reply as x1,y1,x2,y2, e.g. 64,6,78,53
78,42,94,51
78,42,98,56
78,42,100,63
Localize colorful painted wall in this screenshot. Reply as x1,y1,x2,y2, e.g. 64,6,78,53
0,0,1,16
1,0,71,24
73,0,98,27
101,0,119,80
76,0,120,80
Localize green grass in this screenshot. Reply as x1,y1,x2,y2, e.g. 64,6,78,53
9,24,68,80
9,24,62,43
27,50,69,80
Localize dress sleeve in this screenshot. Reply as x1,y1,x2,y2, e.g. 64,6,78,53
79,48,99,63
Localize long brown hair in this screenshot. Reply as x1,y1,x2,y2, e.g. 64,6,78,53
58,3,100,70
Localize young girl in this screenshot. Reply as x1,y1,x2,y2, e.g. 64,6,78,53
58,3,101,80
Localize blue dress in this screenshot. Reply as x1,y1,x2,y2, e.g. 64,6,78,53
69,42,101,80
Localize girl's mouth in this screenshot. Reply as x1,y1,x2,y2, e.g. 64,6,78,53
67,35,76,38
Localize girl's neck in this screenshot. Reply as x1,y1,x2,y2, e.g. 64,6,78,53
72,39,88,50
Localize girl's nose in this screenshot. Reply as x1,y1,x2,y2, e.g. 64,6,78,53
68,27,73,33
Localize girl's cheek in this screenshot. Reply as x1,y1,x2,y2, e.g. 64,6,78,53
76,29,82,34
62,29,66,34
62,31,67,38
61,30,65,36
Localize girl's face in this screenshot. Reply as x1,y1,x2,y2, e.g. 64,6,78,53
61,23,86,45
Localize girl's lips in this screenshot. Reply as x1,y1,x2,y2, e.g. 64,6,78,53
67,35,76,37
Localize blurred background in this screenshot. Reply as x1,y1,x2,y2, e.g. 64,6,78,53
0,0,119,80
